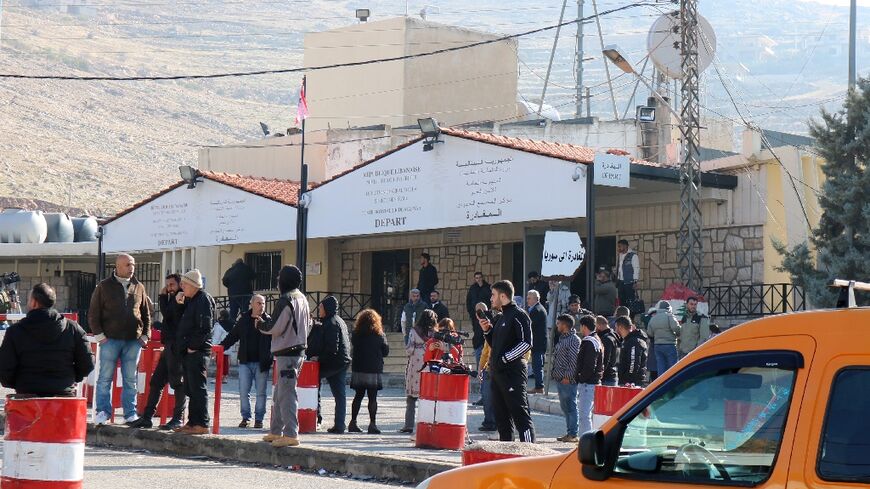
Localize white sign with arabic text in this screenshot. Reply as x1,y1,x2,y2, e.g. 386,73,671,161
594,153,631,188
541,231,586,277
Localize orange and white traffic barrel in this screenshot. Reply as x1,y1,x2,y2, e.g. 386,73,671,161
415,371,469,450
593,385,643,429
297,361,320,434
136,341,163,408
2,396,87,488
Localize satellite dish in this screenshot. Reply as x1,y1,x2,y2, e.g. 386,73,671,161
647,11,716,79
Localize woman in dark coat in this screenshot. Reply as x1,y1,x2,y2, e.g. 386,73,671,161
348,309,390,434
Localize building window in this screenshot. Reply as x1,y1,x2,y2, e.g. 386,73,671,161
245,251,282,291
818,368,870,483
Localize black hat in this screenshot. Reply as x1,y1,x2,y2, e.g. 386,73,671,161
278,265,302,293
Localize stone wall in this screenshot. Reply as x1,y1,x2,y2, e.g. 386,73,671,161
340,252,362,295
620,224,765,305
411,244,502,329
11,275,75,312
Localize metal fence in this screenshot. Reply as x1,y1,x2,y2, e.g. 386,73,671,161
214,291,372,321
702,283,805,318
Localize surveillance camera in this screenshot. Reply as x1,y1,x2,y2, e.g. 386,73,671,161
572,165,584,182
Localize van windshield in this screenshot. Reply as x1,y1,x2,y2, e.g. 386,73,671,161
615,366,796,485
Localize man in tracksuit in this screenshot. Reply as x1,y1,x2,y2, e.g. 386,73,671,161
595,315,620,386
480,280,536,443
575,315,603,435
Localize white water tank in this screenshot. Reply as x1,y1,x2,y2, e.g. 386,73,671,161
72,216,99,242
0,209,48,243
44,213,75,243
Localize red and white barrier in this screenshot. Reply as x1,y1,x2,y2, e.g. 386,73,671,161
2,396,87,488
593,385,643,429
416,372,469,450
297,361,319,434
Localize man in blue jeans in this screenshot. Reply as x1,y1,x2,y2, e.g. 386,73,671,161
575,315,603,436
89,254,152,426
219,294,273,428
551,314,580,442
307,296,351,434
648,300,681,374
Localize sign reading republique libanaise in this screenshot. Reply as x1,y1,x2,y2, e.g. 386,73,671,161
103,181,296,253
308,135,588,238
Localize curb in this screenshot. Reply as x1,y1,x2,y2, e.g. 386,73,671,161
87,424,458,484
0,413,457,485
528,394,563,416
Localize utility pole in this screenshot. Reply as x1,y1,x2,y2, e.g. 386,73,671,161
849,0,857,89
575,0,585,117
678,0,703,291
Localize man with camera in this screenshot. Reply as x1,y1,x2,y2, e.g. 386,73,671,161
479,280,536,443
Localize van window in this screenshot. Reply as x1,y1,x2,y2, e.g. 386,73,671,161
818,368,870,482
614,365,796,485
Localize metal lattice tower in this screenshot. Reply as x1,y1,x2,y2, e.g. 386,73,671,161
678,0,703,290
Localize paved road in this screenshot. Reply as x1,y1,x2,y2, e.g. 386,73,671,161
1,446,403,489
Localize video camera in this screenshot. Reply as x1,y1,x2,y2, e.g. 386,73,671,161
431,329,470,346
0,273,20,286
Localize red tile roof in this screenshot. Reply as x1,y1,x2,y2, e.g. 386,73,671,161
104,171,300,225
442,128,597,164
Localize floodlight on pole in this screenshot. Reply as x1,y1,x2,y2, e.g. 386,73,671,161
356,9,370,22
602,45,681,122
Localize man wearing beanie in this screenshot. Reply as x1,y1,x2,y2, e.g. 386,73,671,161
258,265,310,447
175,269,215,435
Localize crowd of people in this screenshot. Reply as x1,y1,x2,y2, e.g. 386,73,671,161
0,243,720,449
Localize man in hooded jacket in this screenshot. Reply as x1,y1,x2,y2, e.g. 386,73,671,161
0,283,93,396
307,296,351,434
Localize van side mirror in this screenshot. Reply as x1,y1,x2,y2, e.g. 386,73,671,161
578,430,605,467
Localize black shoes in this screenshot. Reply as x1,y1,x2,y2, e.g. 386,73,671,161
478,424,497,432
347,421,363,433
128,417,153,429
254,421,264,429
327,426,345,434
367,425,381,435
398,427,414,434
159,419,183,431
239,419,250,428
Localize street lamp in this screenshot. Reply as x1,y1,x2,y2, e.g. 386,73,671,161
602,44,682,122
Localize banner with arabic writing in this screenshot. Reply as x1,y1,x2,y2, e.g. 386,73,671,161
541,231,586,278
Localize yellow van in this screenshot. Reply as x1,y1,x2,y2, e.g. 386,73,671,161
417,307,870,488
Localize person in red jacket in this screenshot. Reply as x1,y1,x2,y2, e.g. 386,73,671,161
424,318,463,364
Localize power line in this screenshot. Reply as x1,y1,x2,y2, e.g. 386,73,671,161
0,2,651,81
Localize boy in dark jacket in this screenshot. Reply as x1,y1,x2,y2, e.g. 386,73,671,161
220,294,272,429
0,283,93,396
595,315,621,386
575,315,603,435
307,296,351,434
616,316,648,386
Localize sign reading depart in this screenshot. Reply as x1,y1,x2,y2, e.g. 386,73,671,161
103,181,296,252
594,153,631,188
308,135,588,238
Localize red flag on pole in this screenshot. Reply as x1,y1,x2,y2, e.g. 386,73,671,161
295,77,309,126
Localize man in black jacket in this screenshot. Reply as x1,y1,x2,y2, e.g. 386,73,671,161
416,253,438,304
130,274,187,430
615,316,648,386
220,294,272,429
428,291,450,320
222,259,255,322
480,280,536,443
575,315,603,435
526,289,548,394
0,283,93,397
307,296,351,434
174,269,214,435
466,272,491,370
595,315,621,387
